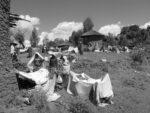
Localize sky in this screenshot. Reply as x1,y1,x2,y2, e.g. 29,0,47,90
11,0,150,44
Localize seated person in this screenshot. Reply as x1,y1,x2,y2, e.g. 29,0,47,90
27,52,45,72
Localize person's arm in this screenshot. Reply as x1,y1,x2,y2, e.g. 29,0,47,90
15,69,34,80
27,54,35,72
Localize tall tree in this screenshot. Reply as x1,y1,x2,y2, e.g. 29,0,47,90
42,34,49,46
30,27,38,47
119,25,141,48
69,29,83,46
0,0,19,106
83,17,94,33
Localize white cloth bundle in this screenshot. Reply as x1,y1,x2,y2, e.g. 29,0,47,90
17,68,49,85
69,71,113,103
97,73,114,98
17,68,61,102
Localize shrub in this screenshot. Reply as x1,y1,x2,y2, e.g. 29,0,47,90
69,101,90,113
130,49,145,71
28,90,51,113
68,98,96,113
130,49,143,65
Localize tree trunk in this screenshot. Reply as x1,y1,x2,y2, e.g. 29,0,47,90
0,0,18,106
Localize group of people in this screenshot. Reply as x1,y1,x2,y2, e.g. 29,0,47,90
15,50,114,107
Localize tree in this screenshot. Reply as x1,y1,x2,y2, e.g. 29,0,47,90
69,31,77,46
146,26,150,44
83,17,94,33
119,35,129,47
46,41,57,49
14,30,25,48
106,33,118,46
119,25,141,48
42,34,49,46
54,38,65,45
30,27,38,47
69,29,83,46
0,0,18,106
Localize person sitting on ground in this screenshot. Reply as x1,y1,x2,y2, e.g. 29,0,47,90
15,61,61,102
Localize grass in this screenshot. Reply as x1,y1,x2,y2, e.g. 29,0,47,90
68,98,96,113
28,90,51,113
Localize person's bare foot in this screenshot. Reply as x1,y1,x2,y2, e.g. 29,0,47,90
67,89,73,95
98,103,109,107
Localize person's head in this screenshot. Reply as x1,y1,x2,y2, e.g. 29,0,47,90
60,55,65,62
34,53,44,67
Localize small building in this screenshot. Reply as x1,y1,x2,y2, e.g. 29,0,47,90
81,30,104,51
57,42,72,51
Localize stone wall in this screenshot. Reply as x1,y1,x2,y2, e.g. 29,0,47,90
0,0,18,106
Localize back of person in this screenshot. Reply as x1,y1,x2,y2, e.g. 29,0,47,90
49,55,58,73
49,55,58,67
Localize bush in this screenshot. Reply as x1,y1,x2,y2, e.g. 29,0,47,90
28,90,51,113
69,101,91,113
130,49,143,65
68,98,97,113
130,49,145,71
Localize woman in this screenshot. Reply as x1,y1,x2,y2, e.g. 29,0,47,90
15,61,61,102
27,52,45,72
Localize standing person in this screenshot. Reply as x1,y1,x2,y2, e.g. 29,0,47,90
78,39,83,55
49,54,64,90
49,55,58,73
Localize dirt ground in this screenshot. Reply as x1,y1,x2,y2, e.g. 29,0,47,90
3,52,150,113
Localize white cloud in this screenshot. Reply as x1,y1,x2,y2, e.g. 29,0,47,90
11,15,40,42
16,15,40,31
38,21,83,45
38,32,49,45
140,22,150,29
99,22,121,36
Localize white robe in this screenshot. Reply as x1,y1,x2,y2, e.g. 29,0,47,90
16,68,61,102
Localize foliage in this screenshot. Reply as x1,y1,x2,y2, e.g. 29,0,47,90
30,27,38,47
69,99,95,113
42,34,49,46
83,17,94,33
54,38,66,45
119,25,149,49
69,29,83,46
104,33,118,46
28,90,51,113
130,48,144,67
46,41,57,49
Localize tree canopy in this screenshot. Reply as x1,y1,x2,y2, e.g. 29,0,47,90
83,17,94,33
30,27,38,47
